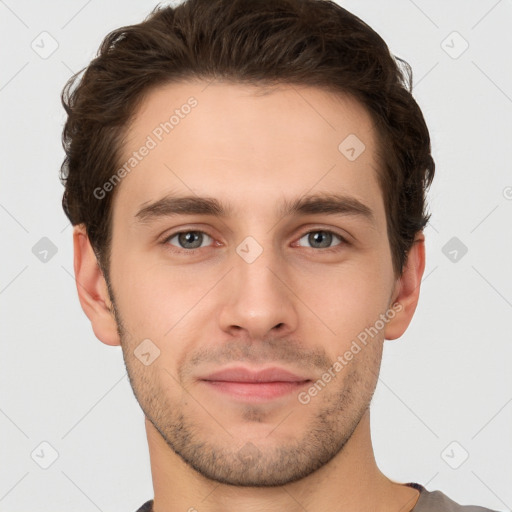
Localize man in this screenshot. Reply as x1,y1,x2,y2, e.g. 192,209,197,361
60,0,499,510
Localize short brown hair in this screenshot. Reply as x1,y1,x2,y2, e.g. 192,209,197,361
60,0,435,279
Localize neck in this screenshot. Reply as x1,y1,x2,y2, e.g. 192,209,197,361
146,410,420,512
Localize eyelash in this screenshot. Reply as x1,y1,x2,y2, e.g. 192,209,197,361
161,228,349,255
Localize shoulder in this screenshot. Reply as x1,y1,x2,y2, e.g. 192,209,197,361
410,484,501,512
135,499,153,512
134,489,501,512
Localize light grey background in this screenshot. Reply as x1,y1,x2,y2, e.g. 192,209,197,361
1,0,511,511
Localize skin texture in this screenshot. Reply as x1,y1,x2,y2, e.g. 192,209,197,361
73,81,425,511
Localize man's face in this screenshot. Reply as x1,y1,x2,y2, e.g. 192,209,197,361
107,81,399,486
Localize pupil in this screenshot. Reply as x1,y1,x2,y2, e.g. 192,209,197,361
179,231,202,249
310,231,331,248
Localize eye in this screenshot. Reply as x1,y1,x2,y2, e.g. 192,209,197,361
161,228,347,255
164,230,213,250
296,229,346,250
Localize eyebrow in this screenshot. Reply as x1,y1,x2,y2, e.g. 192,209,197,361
135,193,375,225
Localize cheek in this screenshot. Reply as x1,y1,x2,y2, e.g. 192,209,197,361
112,254,219,341
294,259,393,344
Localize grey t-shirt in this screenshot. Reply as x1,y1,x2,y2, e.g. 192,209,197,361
406,483,499,511
135,482,500,511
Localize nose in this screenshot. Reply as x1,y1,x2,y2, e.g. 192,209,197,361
218,243,299,341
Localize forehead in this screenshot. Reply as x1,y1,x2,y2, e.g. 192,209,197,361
113,80,384,224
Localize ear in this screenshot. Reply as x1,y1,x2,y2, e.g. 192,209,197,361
73,224,121,346
384,231,426,340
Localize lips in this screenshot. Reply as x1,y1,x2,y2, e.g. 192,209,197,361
199,367,311,402
200,366,311,383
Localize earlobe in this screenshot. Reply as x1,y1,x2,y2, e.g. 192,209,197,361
384,232,426,341
73,224,121,346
